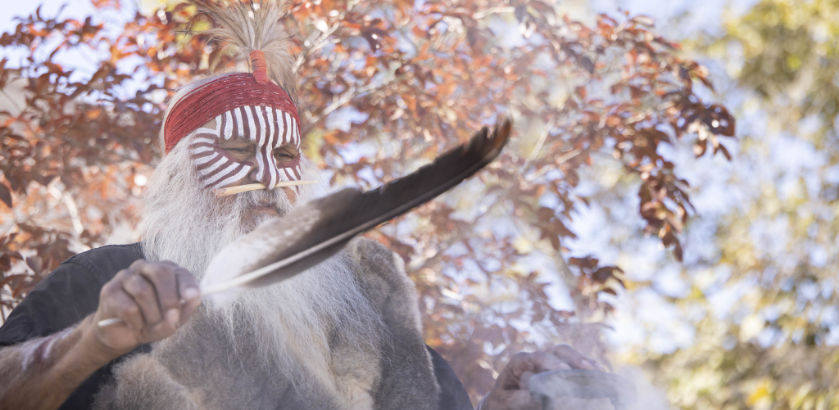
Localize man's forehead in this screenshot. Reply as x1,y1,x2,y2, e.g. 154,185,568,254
199,108,289,134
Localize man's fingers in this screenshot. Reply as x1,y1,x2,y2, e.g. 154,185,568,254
591,361,609,372
519,370,535,390
101,269,142,328
175,267,201,325
102,286,145,330
137,262,181,326
496,353,529,390
499,346,602,389
514,352,571,376
122,273,163,326
532,351,570,373
144,313,179,340
549,344,597,371
498,351,567,391
175,267,200,302
484,345,611,410
93,260,201,353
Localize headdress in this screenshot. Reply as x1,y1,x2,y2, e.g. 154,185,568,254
163,1,301,190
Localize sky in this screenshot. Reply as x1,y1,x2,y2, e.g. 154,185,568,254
594,0,760,37
1,0,133,82
1,0,96,33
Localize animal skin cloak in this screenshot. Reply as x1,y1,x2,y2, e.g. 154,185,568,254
0,239,473,410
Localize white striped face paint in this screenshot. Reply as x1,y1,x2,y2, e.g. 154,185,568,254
189,105,302,190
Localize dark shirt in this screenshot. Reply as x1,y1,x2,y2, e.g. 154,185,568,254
0,244,472,410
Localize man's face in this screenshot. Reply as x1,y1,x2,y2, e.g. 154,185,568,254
217,136,298,219
189,106,304,221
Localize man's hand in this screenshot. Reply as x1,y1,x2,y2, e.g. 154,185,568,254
481,344,607,410
85,260,202,358
0,260,202,410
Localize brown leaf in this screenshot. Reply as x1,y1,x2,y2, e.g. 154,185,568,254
579,56,595,73
0,182,11,208
26,255,43,273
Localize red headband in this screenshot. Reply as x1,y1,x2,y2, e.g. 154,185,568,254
163,52,299,154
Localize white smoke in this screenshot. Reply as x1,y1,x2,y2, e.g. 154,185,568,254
616,366,671,410
535,365,670,410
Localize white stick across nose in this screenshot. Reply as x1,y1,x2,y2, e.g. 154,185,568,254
212,180,317,197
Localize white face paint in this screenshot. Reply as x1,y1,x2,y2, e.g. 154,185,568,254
188,105,302,190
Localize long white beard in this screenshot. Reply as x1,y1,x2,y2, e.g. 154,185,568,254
138,137,384,379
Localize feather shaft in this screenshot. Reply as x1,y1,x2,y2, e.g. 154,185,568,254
200,119,512,304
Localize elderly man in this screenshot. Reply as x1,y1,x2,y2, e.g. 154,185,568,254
0,2,601,409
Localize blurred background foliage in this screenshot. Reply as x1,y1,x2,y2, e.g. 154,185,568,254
0,0,836,408
605,0,839,408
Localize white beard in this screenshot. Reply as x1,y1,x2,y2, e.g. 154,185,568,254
137,136,384,381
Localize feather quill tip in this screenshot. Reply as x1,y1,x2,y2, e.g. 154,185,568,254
201,288,241,308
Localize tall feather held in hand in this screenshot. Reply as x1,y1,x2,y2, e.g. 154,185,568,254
200,119,512,305
98,120,511,327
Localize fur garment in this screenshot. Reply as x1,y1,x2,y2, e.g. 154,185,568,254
92,239,440,410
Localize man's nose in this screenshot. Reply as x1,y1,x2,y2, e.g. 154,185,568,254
247,166,262,185
246,156,278,188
